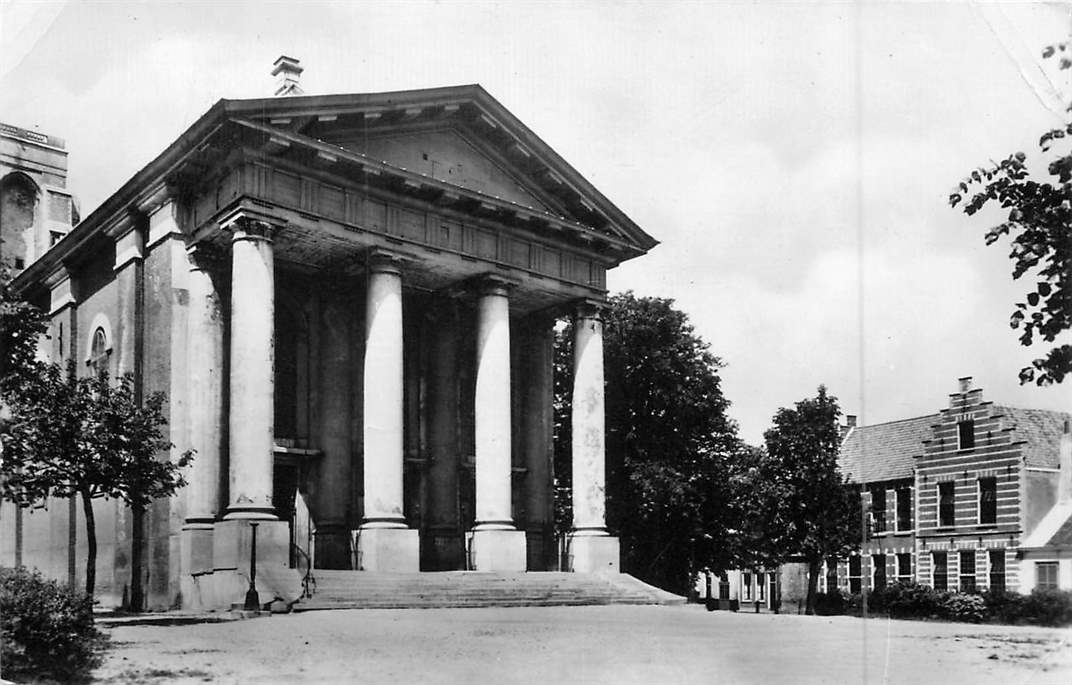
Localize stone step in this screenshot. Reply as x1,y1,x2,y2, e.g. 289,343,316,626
291,571,682,611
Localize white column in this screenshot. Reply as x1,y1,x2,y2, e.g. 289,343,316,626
571,302,607,534
361,254,406,528
357,251,418,571
568,300,619,573
469,276,526,571
182,244,224,573
223,215,277,520
184,244,224,524
474,278,515,530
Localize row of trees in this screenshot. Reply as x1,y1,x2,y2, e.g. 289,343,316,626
0,266,190,605
553,292,860,611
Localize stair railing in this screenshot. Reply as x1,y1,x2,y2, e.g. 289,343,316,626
291,542,316,598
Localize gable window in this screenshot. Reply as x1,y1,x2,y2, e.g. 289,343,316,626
959,550,976,592
872,554,887,589
870,488,887,534
848,556,862,594
978,478,997,525
896,553,912,583
988,550,1005,592
938,482,955,527
932,552,948,591
896,486,912,531
957,419,975,450
87,327,109,375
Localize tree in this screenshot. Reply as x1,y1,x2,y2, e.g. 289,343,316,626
745,386,860,614
0,264,48,398
554,291,744,594
949,42,1072,385
2,364,192,599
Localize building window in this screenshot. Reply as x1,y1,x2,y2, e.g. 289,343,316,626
742,572,752,600
938,482,955,527
849,556,862,594
872,554,887,589
959,550,976,592
978,478,997,525
896,486,911,531
87,327,109,375
825,558,838,593
870,488,887,534
933,552,948,591
1037,562,1059,591
757,571,766,601
989,550,1005,592
896,553,912,583
718,573,730,600
957,419,975,450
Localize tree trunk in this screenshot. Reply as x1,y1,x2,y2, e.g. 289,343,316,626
805,557,821,615
130,503,145,612
79,489,97,599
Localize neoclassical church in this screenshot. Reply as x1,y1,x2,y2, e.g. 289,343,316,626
1,58,657,610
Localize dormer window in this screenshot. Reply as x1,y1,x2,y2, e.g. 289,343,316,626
957,419,975,450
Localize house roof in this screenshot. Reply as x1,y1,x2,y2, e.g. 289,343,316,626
838,414,938,484
1047,514,1072,547
995,406,1071,469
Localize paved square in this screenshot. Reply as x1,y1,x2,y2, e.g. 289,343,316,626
95,605,1072,684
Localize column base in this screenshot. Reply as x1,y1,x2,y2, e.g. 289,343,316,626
468,528,527,571
212,519,290,572
356,527,419,572
180,522,215,575
569,533,619,574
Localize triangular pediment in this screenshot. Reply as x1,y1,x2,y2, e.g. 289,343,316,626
219,85,658,255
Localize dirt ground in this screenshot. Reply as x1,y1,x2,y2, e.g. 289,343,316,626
93,605,1072,684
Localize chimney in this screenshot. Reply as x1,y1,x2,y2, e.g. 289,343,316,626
272,55,304,96
1060,420,1071,504
845,415,857,428
958,376,973,393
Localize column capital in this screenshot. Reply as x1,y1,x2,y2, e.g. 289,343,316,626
219,207,284,242
366,248,413,276
573,298,607,321
473,273,520,298
185,241,227,273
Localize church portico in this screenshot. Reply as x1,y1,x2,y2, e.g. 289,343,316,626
8,74,657,610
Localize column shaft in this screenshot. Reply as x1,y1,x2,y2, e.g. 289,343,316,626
361,259,406,527
225,220,276,519
474,284,514,529
571,306,607,534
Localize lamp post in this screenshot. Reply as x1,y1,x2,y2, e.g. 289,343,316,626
244,522,260,611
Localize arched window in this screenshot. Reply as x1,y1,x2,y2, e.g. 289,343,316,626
88,326,109,375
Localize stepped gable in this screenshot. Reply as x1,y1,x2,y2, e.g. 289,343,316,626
994,406,1071,469
838,414,938,483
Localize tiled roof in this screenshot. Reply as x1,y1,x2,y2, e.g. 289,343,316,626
994,406,1071,469
838,415,938,484
1047,513,1072,547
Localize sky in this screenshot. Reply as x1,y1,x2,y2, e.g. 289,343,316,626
1,0,1070,445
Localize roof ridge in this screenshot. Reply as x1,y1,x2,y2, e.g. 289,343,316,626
849,413,941,430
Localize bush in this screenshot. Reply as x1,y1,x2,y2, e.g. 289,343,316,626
980,588,1025,624
813,589,848,615
1021,588,1072,627
880,580,942,619
1,566,106,682
939,592,986,623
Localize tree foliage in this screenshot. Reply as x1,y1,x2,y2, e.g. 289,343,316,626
554,291,744,594
949,42,1072,385
2,362,192,598
743,386,860,613
0,264,47,395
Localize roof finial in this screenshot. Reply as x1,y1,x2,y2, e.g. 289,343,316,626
272,55,304,96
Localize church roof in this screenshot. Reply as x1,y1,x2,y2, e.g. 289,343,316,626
14,84,655,291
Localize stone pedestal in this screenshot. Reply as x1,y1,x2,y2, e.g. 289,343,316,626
356,528,419,572
569,534,619,574
180,523,214,575
469,529,527,572
212,519,290,572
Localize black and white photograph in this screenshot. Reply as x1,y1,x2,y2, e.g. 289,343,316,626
1,1,1070,683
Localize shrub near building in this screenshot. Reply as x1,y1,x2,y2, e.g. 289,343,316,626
844,580,1072,626
0,566,107,682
